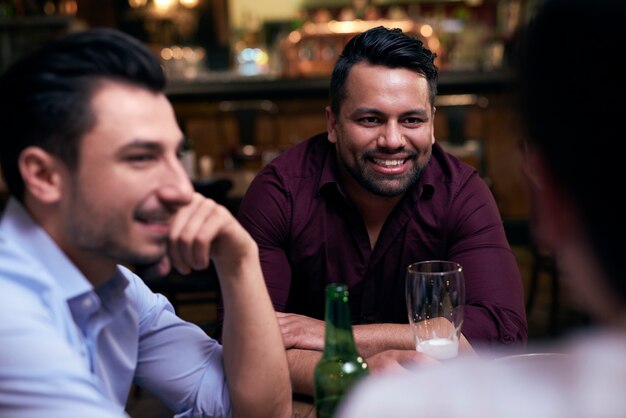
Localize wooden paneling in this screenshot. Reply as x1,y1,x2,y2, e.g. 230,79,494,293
172,92,529,218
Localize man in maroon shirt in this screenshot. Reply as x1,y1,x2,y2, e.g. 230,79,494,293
236,26,527,395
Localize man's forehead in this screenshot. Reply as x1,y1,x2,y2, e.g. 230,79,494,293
83,83,180,150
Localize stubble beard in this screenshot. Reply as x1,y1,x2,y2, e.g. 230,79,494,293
341,151,430,197
66,184,167,267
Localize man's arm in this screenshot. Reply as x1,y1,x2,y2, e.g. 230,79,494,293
286,349,322,395
279,312,412,357
282,324,415,397
279,313,475,395
445,170,528,346
353,323,415,357
354,323,475,357
0,276,126,417
168,193,291,418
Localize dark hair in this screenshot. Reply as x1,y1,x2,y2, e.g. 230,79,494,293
0,28,166,200
329,26,438,115
516,0,626,302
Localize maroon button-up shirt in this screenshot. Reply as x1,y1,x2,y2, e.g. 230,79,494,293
237,132,527,346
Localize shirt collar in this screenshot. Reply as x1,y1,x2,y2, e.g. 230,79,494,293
418,143,445,199
318,138,340,194
67,267,130,329
0,198,125,301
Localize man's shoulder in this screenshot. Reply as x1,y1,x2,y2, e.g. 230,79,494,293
269,132,330,177
0,239,59,321
240,133,332,222
426,143,482,188
0,229,45,282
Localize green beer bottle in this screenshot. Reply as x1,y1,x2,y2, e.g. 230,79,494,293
314,283,369,418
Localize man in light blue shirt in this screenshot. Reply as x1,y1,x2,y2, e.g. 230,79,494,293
0,29,291,418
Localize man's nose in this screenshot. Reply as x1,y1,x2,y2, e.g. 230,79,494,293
378,121,405,148
158,158,195,205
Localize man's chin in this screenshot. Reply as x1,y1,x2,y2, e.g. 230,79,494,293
367,180,414,197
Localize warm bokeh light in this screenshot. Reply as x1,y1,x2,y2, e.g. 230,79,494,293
428,38,441,52
179,0,199,8
171,46,184,60
420,24,434,38
160,47,173,60
43,0,55,15
128,0,148,8
153,0,176,11
59,0,77,15
287,31,302,44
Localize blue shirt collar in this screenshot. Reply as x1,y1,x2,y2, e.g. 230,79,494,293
0,198,127,301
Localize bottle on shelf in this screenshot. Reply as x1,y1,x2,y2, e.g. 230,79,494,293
314,283,369,418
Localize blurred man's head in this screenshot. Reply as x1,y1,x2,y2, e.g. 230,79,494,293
0,29,194,284
0,28,166,201
517,0,626,317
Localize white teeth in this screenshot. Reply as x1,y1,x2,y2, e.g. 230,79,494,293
373,158,404,167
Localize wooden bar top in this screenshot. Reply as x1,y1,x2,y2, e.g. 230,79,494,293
165,69,514,102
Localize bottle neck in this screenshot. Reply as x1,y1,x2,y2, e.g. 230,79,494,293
323,285,359,357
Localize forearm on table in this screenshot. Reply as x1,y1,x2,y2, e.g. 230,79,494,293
220,257,291,418
353,323,475,358
287,348,322,396
352,323,415,357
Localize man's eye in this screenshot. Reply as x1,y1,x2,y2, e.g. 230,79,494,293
127,154,156,163
359,116,381,125
403,117,423,126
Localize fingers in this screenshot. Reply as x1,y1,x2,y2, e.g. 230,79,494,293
276,312,298,349
168,193,221,274
275,312,325,351
167,192,256,277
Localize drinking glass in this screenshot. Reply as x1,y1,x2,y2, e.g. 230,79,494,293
405,260,465,360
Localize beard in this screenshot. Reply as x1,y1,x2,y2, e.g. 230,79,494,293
340,149,430,197
65,180,169,268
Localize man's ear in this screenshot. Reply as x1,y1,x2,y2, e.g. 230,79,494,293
19,147,64,204
326,106,338,144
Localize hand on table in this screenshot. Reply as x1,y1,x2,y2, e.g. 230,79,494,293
276,312,325,351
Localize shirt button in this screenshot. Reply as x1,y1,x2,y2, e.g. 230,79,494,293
82,297,93,309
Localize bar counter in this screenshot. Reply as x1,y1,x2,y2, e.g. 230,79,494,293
165,69,515,102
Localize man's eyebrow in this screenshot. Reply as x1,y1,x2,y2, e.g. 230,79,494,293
117,137,186,152
400,108,429,117
353,107,382,114
352,107,429,116
117,139,164,153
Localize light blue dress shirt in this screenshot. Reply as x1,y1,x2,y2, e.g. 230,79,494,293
0,198,231,417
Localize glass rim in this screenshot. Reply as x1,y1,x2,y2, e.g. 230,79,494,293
407,260,463,275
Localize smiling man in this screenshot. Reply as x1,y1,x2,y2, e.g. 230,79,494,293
0,29,290,418
234,26,527,395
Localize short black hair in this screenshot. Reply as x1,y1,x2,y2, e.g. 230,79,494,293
0,28,165,200
329,26,438,115
516,0,626,302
